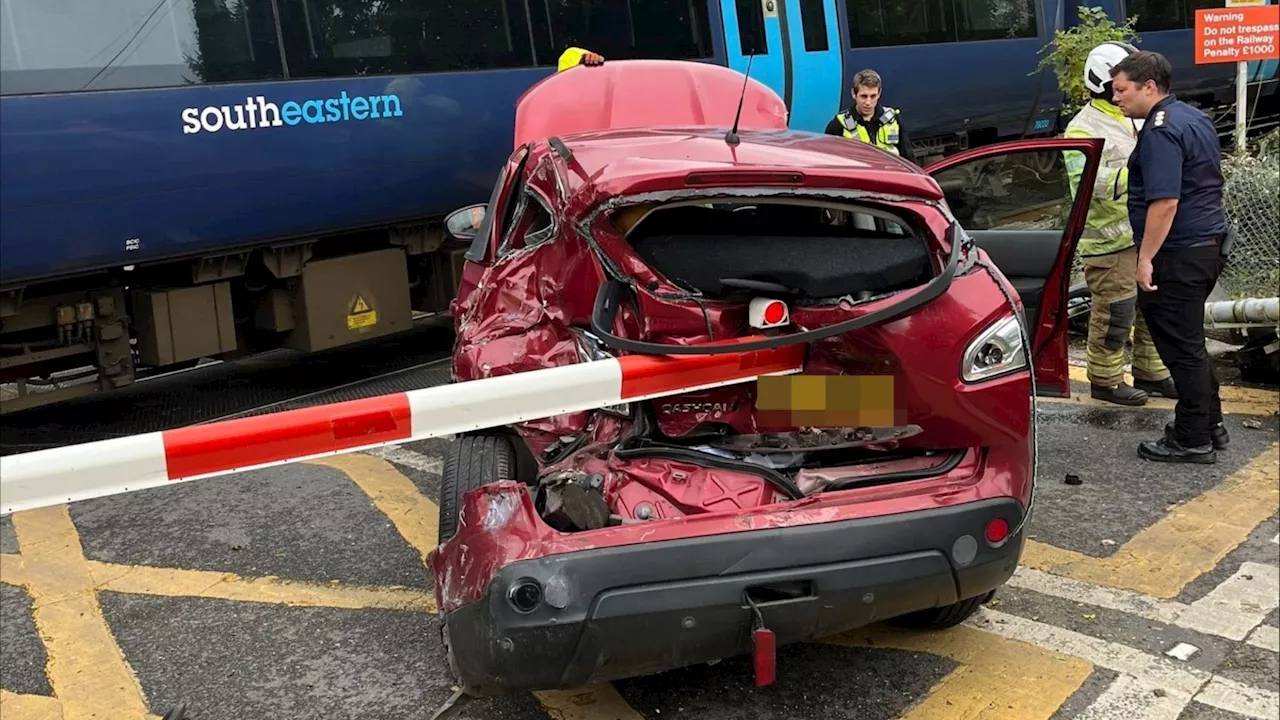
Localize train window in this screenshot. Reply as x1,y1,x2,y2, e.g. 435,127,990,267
276,0,536,78
799,0,830,52
1129,0,1219,32
846,0,955,48
954,0,1037,42
529,0,714,64
0,0,284,96
735,0,769,55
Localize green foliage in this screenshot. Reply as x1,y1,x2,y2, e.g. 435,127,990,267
1034,6,1140,115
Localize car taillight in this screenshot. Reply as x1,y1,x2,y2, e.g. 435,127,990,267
749,298,789,329
961,313,1027,383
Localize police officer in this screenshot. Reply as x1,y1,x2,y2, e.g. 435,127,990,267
557,47,605,72
824,69,916,164
1110,50,1230,463
1064,42,1175,406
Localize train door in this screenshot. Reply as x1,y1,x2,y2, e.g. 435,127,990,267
717,0,845,131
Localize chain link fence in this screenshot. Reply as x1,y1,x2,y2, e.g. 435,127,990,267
1219,129,1280,300
1069,128,1280,301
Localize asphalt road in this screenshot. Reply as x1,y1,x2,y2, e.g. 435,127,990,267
2,375,1278,720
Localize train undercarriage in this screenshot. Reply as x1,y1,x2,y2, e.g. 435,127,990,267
0,222,469,414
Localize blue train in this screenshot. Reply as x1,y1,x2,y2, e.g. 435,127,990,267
1,0,1276,411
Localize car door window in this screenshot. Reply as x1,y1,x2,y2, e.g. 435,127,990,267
930,149,1077,333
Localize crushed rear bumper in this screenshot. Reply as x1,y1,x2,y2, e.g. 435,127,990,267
436,495,1024,696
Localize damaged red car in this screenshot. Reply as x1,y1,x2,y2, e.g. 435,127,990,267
430,59,1104,696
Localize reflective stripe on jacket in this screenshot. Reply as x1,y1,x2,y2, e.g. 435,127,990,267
835,107,902,155
1064,100,1139,257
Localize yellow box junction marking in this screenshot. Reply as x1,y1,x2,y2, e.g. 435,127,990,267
347,293,377,330
1050,366,1280,416
310,453,441,561
0,690,64,720
7,440,1273,719
826,624,1094,720
1024,442,1280,598
6,506,154,720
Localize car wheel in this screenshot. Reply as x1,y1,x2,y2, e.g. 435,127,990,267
439,434,519,545
890,590,995,630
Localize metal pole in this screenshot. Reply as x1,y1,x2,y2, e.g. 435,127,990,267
1236,60,1248,153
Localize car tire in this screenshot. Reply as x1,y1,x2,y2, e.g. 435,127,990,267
439,434,519,545
890,590,995,630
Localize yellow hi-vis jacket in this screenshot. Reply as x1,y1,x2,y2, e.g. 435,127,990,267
835,107,903,155
1063,99,1139,257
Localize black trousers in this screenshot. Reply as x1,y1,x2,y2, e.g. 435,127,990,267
1136,243,1226,448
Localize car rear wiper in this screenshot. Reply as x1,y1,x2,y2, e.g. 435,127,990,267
590,222,963,356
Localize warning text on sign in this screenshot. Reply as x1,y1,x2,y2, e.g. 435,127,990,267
1196,6,1280,64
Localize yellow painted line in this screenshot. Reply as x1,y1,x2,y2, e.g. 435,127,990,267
1061,365,1279,416
533,684,646,720
0,691,64,720
311,453,440,562
87,561,436,614
1,551,28,586
825,624,1093,720
10,505,153,720
1024,442,1280,598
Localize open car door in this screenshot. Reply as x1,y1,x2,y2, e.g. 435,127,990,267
924,138,1105,397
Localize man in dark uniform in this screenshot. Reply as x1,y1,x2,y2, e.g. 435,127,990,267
1109,51,1231,464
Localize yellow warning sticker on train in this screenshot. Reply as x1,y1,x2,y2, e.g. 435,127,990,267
347,294,377,330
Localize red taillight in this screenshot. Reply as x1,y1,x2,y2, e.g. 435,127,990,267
985,518,1009,545
749,298,790,329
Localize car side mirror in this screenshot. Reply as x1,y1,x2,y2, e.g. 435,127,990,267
445,204,487,242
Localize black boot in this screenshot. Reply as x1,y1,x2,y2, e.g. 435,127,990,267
1091,382,1149,406
1138,436,1217,464
1135,377,1179,399
1166,421,1229,450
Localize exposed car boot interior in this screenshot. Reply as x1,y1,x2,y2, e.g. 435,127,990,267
624,202,934,301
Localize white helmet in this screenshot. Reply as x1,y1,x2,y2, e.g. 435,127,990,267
1084,41,1139,96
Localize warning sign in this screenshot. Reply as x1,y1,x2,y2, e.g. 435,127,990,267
1196,6,1280,64
347,294,377,330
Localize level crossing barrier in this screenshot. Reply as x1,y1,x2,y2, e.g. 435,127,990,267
0,344,805,516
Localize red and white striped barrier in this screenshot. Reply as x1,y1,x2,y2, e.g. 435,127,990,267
0,345,805,516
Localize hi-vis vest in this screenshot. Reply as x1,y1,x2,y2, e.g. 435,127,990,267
1063,100,1138,257
836,107,902,155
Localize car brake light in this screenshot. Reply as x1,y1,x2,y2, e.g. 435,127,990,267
961,313,1027,383
749,298,789,329
685,171,804,187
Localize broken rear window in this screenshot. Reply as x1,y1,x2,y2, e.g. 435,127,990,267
612,200,934,302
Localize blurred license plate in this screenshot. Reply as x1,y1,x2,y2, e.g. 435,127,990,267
755,374,896,428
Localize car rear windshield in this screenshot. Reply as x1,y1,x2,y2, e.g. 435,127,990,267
613,200,934,302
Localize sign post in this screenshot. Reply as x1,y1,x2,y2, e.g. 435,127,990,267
1196,1,1280,153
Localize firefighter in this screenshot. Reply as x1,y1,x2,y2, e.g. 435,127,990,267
1063,41,1175,407
557,47,605,72
824,69,916,164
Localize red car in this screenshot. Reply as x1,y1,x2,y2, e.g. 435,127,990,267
431,59,1103,697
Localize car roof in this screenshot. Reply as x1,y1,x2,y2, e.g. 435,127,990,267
544,126,946,202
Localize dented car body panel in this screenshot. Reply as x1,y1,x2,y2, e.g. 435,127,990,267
432,60,1104,696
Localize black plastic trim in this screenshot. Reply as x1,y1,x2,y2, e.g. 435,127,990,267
440,496,1025,696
